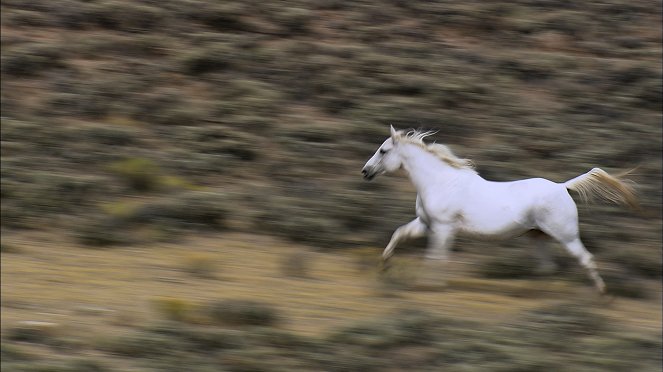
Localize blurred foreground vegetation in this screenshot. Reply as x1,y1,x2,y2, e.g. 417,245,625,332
1,0,662,370
3,301,661,371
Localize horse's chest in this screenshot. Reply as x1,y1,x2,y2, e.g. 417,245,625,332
416,194,460,225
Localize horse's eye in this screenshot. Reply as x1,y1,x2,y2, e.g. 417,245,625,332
379,149,388,155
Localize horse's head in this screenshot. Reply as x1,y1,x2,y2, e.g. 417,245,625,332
362,126,403,181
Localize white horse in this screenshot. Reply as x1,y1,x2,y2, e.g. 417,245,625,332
362,126,638,294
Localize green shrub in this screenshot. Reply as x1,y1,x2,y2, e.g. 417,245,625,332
0,242,21,253
497,58,553,82
280,251,312,278
207,299,280,327
0,202,30,229
7,321,61,345
109,158,162,192
254,178,383,248
6,358,112,372
1,43,65,77
129,191,229,230
184,329,247,351
152,298,196,322
183,254,218,279
29,173,106,211
477,250,540,279
147,323,247,351
257,203,345,247
272,7,312,35
185,3,250,32
75,33,167,58
196,137,258,162
1,343,32,362
66,359,110,372
100,332,182,358
85,1,166,33
180,45,236,75
611,249,662,279
46,92,112,119
74,216,131,247
77,190,230,246
602,268,650,299
516,303,609,337
81,125,138,146
1,172,108,228
635,78,663,110
3,9,55,27
151,104,211,127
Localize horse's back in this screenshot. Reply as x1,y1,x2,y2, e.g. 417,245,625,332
474,176,566,204
493,177,577,217
453,176,574,238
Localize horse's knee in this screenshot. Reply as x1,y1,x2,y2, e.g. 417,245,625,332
388,228,402,242
582,254,596,268
563,240,592,261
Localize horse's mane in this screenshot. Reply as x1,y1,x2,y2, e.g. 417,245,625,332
398,129,476,171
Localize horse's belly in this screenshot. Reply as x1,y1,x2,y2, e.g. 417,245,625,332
457,223,531,241
455,208,534,240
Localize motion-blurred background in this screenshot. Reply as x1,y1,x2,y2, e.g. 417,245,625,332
1,1,661,371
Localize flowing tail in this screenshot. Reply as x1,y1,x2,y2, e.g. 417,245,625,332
563,168,639,210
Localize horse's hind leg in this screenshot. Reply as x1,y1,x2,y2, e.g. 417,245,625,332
536,196,606,294
561,238,606,294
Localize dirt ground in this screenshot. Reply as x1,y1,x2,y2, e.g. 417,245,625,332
2,230,660,344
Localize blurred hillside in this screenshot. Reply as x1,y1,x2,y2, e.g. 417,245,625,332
1,0,662,273
2,1,662,371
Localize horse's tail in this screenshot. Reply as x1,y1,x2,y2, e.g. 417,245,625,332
563,168,639,210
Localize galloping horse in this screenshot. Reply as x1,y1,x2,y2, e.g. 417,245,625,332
362,126,638,293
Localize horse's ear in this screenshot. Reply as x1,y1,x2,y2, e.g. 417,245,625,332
390,125,399,143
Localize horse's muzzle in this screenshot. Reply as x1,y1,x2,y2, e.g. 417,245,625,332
361,168,375,181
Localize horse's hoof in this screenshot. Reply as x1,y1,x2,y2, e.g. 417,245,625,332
598,291,615,305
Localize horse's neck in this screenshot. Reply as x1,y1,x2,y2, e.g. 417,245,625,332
399,143,466,193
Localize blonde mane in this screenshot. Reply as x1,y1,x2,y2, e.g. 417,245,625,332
398,129,476,171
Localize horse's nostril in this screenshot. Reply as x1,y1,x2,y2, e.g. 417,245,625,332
361,169,367,175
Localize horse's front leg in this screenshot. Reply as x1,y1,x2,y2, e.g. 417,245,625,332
418,224,456,289
381,218,427,271
530,232,558,275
